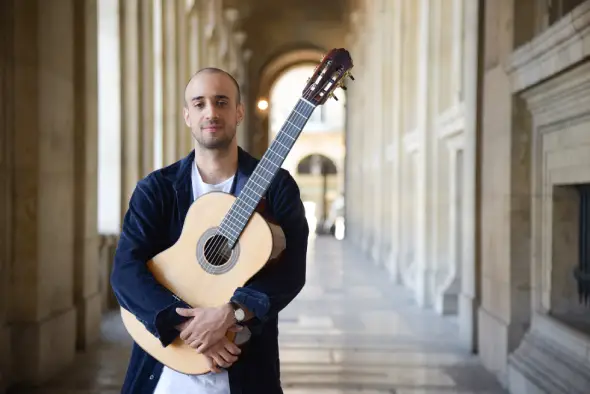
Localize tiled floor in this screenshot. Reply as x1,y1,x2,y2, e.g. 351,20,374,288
11,236,507,394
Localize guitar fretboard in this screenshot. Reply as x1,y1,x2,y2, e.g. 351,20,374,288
220,98,316,247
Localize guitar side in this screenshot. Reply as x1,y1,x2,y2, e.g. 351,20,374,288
120,191,274,375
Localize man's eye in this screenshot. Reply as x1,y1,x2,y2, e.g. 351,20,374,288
218,101,227,106
194,103,204,108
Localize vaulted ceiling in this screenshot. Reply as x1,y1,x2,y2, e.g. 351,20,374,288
222,0,355,78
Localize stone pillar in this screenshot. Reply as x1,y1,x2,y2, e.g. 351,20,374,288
412,0,433,307
175,0,189,158
120,0,143,209
371,0,385,264
8,0,78,384
387,0,404,283
205,0,219,67
140,0,155,176
477,0,538,385
458,0,482,352
162,0,178,166
73,0,101,351
0,1,14,389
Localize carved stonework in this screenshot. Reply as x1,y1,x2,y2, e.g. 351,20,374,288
506,5,590,389
506,1,590,93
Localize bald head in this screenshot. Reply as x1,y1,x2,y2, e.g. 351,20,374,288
184,67,241,107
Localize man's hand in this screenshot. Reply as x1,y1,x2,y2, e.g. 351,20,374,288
174,304,239,353
202,335,242,373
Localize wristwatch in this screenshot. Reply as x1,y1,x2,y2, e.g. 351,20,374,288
230,302,245,323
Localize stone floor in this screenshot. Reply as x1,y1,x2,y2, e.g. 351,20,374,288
11,236,507,394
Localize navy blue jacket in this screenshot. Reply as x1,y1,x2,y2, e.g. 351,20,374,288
110,147,309,393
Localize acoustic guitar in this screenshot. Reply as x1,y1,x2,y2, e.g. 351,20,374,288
120,48,354,374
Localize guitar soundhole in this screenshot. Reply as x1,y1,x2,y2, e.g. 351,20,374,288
196,227,240,275
204,234,231,266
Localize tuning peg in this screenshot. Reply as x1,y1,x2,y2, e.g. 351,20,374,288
340,85,347,90
349,74,355,81
332,94,339,101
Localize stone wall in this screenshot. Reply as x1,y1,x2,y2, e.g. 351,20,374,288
505,2,590,392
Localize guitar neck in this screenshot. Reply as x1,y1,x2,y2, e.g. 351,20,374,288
219,98,316,247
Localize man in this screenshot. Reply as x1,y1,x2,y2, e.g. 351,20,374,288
110,67,309,393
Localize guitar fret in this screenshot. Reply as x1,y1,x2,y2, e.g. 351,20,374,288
220,98,317,247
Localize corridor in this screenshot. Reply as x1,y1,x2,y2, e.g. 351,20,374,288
12,237,505,394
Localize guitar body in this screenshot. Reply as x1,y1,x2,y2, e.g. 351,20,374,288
120,191,274,375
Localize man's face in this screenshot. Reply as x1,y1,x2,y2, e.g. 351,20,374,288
183,72,244,151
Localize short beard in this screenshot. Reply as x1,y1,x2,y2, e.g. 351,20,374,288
192,129,235,151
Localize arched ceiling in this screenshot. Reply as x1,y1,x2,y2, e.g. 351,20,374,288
222,0,355,77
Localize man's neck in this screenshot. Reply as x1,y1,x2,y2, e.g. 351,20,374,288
194,145,238,185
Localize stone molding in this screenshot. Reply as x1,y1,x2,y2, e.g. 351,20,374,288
436,102,465,140
508,314,590,394
505,1,590,93
521,60,590,132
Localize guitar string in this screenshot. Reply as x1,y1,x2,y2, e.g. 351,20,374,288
203,98,315,270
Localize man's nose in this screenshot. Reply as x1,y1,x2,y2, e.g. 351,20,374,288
204,103,219,119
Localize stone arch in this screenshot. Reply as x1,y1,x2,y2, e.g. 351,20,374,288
296,153,338,175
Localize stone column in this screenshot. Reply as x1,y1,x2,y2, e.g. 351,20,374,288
458,0,481,352
371,0,385,264
176,0,189,158
140,0,155,176
413,0,433,307
162,0,178,166
387,0,404,283
120,0,143,210
0,0,14,388
477,0,538,385
205,0,220,67
73,0,101,351
9,0,78,384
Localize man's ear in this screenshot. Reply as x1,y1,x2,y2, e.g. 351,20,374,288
236,103,245,125
183,106,191,127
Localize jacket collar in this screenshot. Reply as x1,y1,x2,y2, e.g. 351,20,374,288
173,146,256,220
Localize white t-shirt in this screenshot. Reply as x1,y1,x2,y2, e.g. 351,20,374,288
153,161,234,394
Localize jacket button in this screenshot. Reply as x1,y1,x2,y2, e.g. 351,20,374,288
149,374,154,380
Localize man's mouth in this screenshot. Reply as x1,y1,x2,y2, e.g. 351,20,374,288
202,124,222,132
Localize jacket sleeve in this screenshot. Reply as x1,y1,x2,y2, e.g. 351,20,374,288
230,172,309,331
110,177,191,347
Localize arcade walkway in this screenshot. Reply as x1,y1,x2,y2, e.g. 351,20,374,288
11,237,506,394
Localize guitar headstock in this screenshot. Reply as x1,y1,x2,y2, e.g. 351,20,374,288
302,48,354,106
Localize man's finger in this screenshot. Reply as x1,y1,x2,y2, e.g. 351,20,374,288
195,341,210,354
218,348,238,364
212,354,228,370
224,341,241,356
206,355,221,373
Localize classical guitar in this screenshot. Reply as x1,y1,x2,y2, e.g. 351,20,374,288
120,48,354,374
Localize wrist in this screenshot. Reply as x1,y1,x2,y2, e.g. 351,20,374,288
221,303,236,327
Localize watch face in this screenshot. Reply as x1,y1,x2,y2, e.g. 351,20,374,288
235,308,245,321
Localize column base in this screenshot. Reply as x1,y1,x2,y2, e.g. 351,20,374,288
76,292,102,350
478,306,509,387
435,291,458,315
458,292,477,352
11,307,76,385
508,314,590,394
